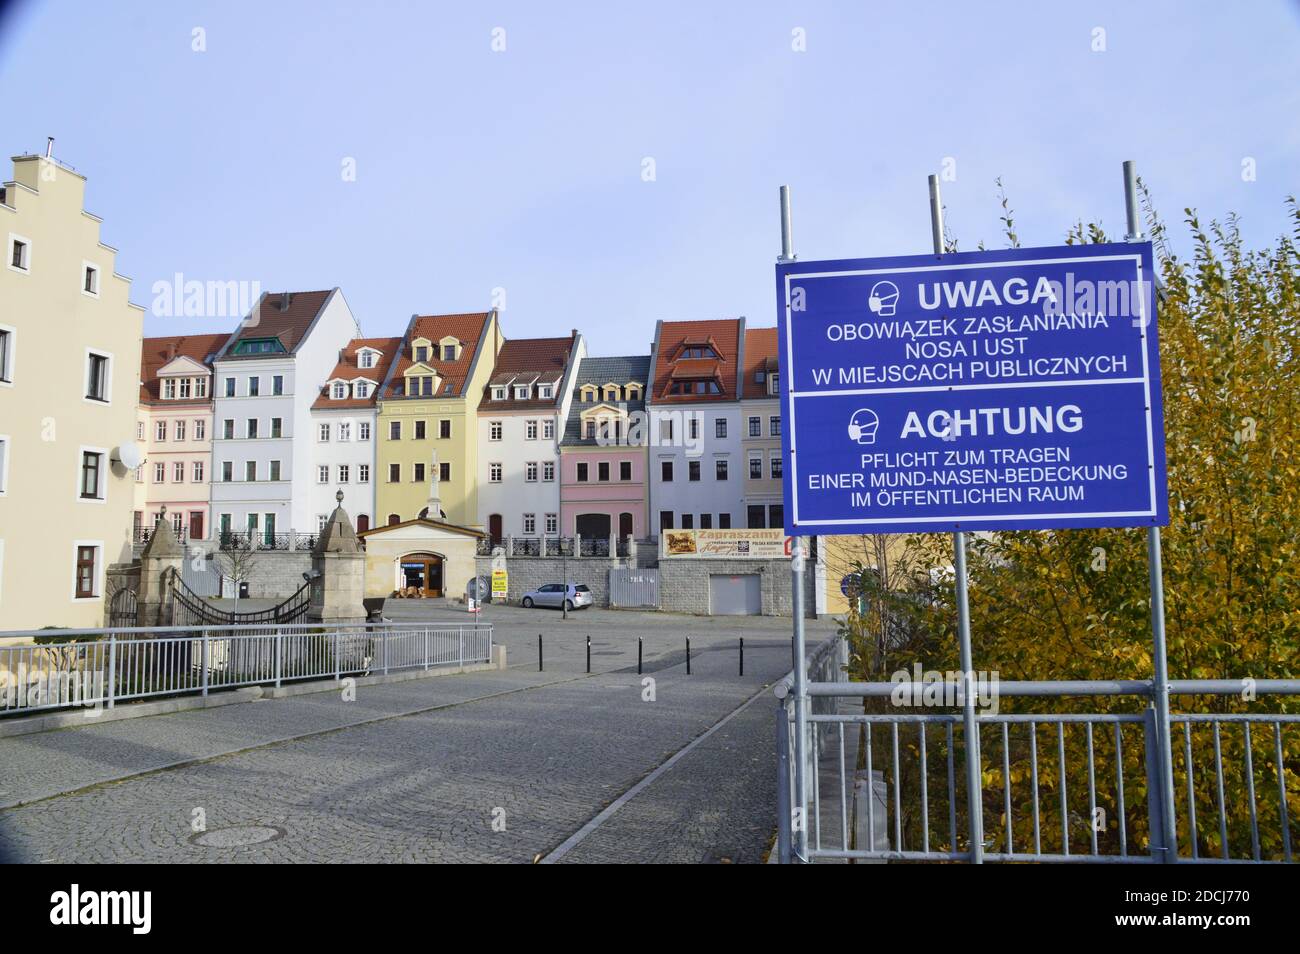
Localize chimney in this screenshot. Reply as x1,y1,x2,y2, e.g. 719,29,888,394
278,292,291,312
45,137,54,158
168,340,179,360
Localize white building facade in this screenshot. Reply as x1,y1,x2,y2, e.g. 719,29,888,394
475,333,584,542
210,289,359,544
646,318,747,533
307,336,400,535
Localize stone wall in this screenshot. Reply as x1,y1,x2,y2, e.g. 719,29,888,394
473,555,620,607
657,557,816,618
215,551,314,599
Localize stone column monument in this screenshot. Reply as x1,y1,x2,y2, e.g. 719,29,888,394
308,490,367,624
137,506,184,628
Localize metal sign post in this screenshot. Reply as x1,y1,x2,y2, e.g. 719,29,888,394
1123,159,1178,862
779,184,810,862
929,174,985,862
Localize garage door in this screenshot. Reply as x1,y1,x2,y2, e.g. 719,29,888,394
710,574,761,615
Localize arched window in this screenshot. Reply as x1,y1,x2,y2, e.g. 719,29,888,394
387,513,401,526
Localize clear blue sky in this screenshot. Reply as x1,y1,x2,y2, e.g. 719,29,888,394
2,1,1297,352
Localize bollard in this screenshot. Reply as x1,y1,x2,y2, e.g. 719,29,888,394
538,633,543,672
739,637,744,677
638,637,643,675
586,635,591,674
686,637,691,675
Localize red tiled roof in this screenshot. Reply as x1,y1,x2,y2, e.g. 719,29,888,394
311,336,402,410
138,333,228,404
224,290,334,355
741,326,779,399
384,312,494,399
478,333,576,411
651,318,742,401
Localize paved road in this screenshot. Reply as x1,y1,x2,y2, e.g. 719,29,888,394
0,609,834,863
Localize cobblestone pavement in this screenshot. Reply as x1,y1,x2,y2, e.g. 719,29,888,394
0,610,836,863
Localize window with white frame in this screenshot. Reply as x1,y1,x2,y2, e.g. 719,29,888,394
318,423,330,442
358,464,370,483
136,421,144,440
269,460,281,480
359,421,370,441
354,381,370,399
339,422,351,441
523,513,536,534
194,377,207,398
771,455,783,479
174,420,186,441
193,461,204,482
542,460,555,482
770,415,781,436
338,464,350,483
246,418,258,439
245,461,257,481
514,385,529,399
748,416,761,437
179,377,191,399
525,462,538,482
318,465,329,484
74,544,101,600
317,514,329,532
79,450,106,499
163,379,177,400
135,465,143,483
358,350,376,369
545,513,557,534
270,418,282,438
173,461,185,482
195,419,206,440
83,262,99,296
489,462,502,483
489,421,502,441
492,386,506,400
85,351,110,402
525,420,538,440
542,419,555,440
331,381,347,399
248,376,260,397
749,454,763,479
221,461,233,482
154,461,165,483
8,234,30,272
155,420,167,441
0,325,13,384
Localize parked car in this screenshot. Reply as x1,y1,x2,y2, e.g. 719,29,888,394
520,583,593,611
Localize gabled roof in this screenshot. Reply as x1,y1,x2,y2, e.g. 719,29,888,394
650,318,743,402
478,333,577,411
220,289,336,358
311,336,402,410
562,355,651,446
357,517,486,539
139,333,227,404
384,312,494,399
741,326,780,399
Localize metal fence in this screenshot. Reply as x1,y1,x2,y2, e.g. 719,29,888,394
609,567,659,608
0,621,493,717
774,640,1299,864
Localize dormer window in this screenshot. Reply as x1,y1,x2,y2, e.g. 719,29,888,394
232,337,285,355
515,385,529,400
539,384,553,399
680,345,718,359
355,381,370,399
442,345,456,360
179,378,191,399
580,385,597,402
492,386,506,400
414,345,429,363
625,383,643,401
754,369,766,383
357,349,379,370
195,377,208,398
438,337,461,361
768,373,780,396
163,379,177,400
668,379,721,396
331,382,348,399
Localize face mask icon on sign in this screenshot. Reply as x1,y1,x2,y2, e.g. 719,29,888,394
848,408,880,445
867,280,900,317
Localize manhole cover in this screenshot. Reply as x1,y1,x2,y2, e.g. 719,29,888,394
188,824,286,848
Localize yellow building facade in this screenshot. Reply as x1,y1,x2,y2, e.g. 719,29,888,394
0,152,145,635
375,312,502,528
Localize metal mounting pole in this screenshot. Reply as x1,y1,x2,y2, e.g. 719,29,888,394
1124,158,1178,862
780,184,809,861
930,173,984,862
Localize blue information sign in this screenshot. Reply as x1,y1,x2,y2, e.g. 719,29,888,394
776,242,1168,535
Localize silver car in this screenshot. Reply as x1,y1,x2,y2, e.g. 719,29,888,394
520,583,593,611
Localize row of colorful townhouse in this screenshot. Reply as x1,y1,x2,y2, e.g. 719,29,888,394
0,149,826,633
135,307,786,548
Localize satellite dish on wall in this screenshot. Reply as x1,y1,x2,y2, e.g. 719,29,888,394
113,442,143,470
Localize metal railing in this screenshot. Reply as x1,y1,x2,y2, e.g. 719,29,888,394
134,525,189,545
774,646,1299,864
0,621,494,717
217,531,318,552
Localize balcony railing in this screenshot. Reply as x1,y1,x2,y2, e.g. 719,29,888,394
217,531,318,552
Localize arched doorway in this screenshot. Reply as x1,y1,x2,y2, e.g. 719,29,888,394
398,552,444,597
387,513,401,526
488,513,503,544
619,512,634,540
576,512,611,540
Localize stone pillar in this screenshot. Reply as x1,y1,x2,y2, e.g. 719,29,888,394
308,491,367,625
626,535,637,567
608,533,619,567
137,508,183,628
